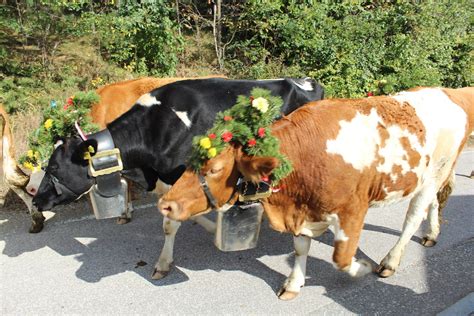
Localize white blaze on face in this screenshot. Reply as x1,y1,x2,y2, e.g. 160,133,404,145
136,93,160,107
172,109,192,128
326,108,381,171
26,169,46,196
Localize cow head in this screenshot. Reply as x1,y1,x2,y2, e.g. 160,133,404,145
158,145,279,221
32,137,98,211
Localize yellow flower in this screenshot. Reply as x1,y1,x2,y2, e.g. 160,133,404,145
199,137,212,149
44,119,53,130
208,147,217,158
32,163,42,172
34,151,41,160
251,97,269,113
23,161,34,171
27,150,34,158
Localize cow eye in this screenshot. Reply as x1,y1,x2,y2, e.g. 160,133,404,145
209,167,222,175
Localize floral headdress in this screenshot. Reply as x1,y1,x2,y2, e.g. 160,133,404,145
19,91,100,171
189,88,292,184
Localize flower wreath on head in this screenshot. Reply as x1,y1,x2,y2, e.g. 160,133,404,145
189,87,293,184
19,91,100,171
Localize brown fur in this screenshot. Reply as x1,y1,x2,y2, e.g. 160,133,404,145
160,87,474,272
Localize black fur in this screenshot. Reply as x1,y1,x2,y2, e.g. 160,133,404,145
33,78,324,211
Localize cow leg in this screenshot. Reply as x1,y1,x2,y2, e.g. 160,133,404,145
191,215,216,233
9,186,45,233
277,235,311,300
377,188,436,277
116,181,133,225
152,217,181,280
332,211,372,278
116,203,132,225
421,199,440,247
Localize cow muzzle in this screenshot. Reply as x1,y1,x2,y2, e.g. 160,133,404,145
158,198,185,221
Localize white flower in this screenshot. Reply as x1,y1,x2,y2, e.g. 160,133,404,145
252,97,269,113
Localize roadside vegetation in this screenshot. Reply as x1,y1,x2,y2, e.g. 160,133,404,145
0,0,472,156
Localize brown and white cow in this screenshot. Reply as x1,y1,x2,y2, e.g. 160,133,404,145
158,87,473,300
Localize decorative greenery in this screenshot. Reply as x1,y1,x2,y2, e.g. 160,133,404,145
190,88,292,184
19,91,100,170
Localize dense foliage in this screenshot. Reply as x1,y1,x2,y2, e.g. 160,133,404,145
223,1,473,97
1,1,472,111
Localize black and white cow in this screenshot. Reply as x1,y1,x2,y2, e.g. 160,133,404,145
32,77,324,278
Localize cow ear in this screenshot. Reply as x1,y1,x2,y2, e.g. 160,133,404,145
237,155,279,183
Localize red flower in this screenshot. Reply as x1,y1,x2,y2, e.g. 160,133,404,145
63,104,69,110
67,97,74,105
247,138,257,147
258,127,265,138
261,175,269,182
224,115,232,121
367,92,374,97
209,133,216,140
222,131,233,142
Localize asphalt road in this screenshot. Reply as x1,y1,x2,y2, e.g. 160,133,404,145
1,150,473,315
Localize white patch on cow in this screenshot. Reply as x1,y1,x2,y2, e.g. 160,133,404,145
299,220,330,237
393,88,468,188
136,93,160,107
326,108,381,171
325,214,349,242
292,78,314,91
54,139,63,149
342,258,372,277
375,124,427,190
172,109,192,128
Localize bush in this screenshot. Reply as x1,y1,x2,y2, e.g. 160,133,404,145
224,1,473,97
78,1,183,76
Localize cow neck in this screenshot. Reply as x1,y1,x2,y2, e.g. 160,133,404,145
106,111,150,171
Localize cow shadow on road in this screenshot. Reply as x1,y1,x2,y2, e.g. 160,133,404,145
1,192,473,314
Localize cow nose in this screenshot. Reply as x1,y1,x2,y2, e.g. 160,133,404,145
27,187,37,196
158,199,181,218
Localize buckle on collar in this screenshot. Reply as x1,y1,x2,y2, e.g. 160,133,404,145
238,181,272,202
88,148,123,177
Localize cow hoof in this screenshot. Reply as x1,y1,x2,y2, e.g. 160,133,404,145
376,265,395,278
421,237,437,247
151,269,169,280
116,217,131,225
29,212,46,233
29,221,44,233
277,288,299,301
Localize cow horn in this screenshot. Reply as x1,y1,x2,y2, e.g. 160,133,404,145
74,121,88,141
